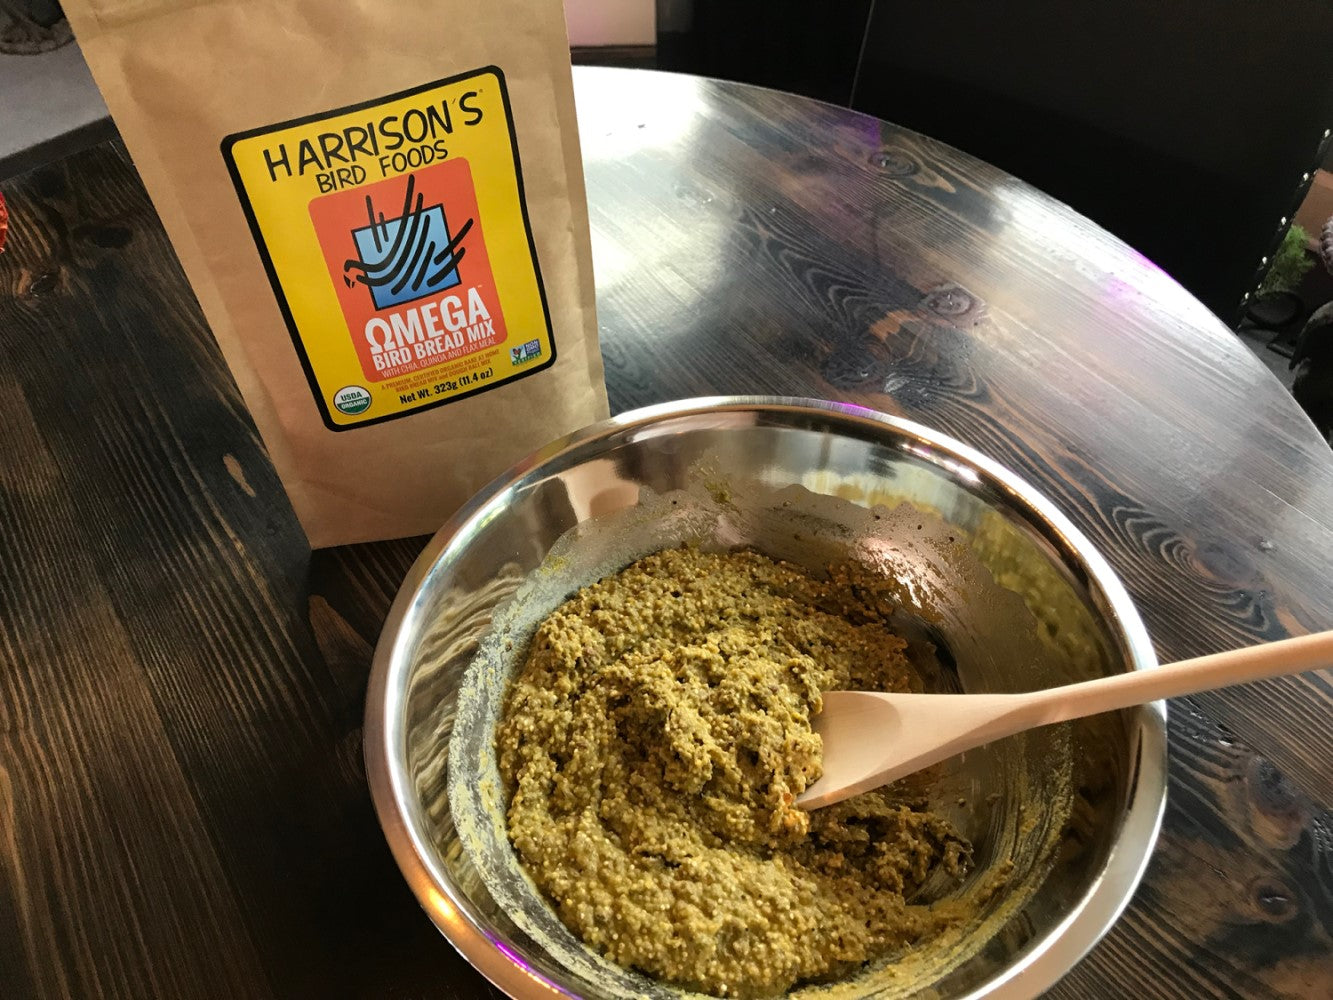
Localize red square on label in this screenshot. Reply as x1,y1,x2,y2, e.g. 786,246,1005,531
308,158,507,383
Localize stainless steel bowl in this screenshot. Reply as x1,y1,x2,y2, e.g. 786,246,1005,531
365,397,1167,999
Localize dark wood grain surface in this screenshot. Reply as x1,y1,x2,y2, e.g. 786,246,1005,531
1,67,1330,999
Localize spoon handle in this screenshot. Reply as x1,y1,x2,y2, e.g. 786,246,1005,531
1031,629,1333,725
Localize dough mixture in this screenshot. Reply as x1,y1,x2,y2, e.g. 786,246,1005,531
497,547,973,997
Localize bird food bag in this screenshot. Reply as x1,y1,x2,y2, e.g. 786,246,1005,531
62,0,607,546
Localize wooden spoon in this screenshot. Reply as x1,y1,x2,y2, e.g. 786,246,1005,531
796,630,1333,810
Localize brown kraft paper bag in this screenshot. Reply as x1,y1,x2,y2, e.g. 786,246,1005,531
61,0,608,547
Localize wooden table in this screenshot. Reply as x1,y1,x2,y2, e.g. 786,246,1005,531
2,67,1330,1000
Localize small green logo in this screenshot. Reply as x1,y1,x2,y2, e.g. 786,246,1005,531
333,385,372,415
510,338,542,365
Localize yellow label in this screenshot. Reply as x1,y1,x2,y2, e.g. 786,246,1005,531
222,66,554,430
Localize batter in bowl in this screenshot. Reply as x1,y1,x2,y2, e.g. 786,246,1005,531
497,547,975,998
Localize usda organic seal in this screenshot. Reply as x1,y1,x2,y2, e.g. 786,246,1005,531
333,385,372,415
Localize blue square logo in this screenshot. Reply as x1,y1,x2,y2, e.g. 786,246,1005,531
351,204,461,311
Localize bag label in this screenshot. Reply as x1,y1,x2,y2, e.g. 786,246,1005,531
222,66,554,430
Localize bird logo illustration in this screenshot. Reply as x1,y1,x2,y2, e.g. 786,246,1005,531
343,173,475,311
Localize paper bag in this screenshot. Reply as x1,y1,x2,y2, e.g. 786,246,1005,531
61,0,608,546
